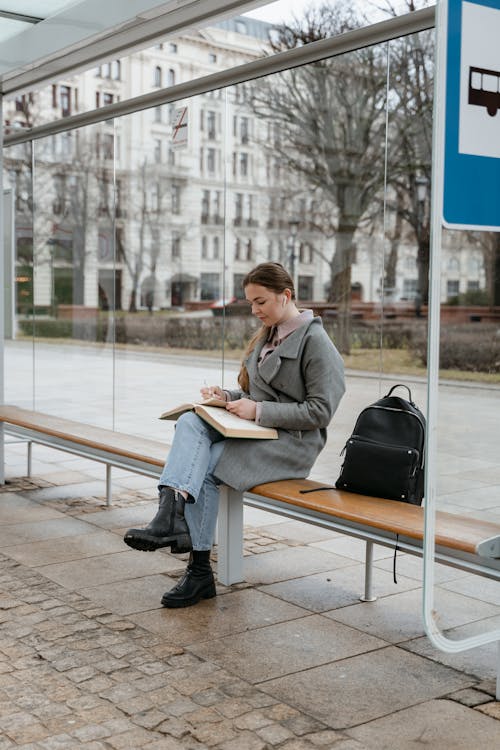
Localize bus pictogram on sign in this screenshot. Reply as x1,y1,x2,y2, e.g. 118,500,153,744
469,66,500,117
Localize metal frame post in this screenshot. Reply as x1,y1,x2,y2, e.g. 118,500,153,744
217,486,244,585
360,540,377,602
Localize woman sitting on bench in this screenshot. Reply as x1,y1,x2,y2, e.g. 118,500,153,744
124,262,345,608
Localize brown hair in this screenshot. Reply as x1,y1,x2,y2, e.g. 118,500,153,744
237,263,295,392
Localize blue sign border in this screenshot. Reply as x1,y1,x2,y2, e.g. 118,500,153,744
443,0,500,229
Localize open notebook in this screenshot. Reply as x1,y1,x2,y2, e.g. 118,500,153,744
159,397,278,439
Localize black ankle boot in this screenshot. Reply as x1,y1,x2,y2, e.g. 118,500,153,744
161,550,216,608
123,486,192,553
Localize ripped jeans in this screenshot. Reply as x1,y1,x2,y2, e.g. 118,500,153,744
158,411,225,551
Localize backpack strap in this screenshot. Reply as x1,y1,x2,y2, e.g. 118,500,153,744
386,383,414,403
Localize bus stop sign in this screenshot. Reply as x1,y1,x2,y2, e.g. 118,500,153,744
443,0,500,230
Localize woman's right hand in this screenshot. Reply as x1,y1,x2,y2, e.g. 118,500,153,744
200,385,226,401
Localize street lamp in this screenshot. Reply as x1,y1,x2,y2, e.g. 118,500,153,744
415,174,429,206
287,217,300,298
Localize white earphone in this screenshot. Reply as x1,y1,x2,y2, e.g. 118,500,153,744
282,297,286,307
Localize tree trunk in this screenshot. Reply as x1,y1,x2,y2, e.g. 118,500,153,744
417,237,430,305
329,227,354,354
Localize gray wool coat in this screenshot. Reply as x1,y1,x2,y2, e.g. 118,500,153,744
213,316,345,492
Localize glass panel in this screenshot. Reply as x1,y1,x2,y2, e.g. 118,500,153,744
111,97,227,443
2,3,419,129
3,139,35,407
30,123,115,427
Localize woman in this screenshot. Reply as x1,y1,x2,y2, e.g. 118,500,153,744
124,262,345,608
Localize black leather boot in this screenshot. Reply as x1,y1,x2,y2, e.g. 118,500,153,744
123,486,192,553
161,550,216,608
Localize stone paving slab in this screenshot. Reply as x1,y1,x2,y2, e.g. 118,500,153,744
258,647,474,729
347,698,500,748
258,564,419,613
188,615,387,683
325,587,500,644
1,465,500,748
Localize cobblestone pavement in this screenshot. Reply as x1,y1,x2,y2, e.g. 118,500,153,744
1,461,500,749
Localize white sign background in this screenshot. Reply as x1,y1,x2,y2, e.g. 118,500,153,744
459,2,500,157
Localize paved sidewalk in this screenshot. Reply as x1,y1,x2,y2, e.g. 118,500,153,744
1,441,500,749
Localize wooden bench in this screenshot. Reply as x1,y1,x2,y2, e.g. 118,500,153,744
2,405,500,579
2,404,500,597
0,405,167,505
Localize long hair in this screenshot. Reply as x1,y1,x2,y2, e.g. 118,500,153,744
237,263,295,392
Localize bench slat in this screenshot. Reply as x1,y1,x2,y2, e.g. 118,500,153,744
250,479,500,556
0,406,167,467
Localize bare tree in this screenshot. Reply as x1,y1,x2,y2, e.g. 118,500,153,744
251,2,389,351
382,0,434,304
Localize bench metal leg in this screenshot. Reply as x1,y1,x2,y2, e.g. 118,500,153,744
106,465,112,506
497,642,500,700
360,540,377,602
217,486,244,586
0,424,4,485
27,441,32,477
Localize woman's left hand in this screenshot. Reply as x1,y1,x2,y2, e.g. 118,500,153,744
226,398,257,421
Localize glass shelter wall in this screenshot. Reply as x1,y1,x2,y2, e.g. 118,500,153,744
4,21,500,550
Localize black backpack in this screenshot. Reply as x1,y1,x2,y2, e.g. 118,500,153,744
335,384,426,505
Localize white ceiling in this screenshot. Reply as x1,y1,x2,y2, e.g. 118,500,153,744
0,0,264,95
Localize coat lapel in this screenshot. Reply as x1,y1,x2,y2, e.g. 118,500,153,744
252,318,316,386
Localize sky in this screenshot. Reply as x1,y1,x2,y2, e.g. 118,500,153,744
243,0,409,26
243,1,316,25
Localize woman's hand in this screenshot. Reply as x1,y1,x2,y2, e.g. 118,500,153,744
200,385,226,401
226,398,257,421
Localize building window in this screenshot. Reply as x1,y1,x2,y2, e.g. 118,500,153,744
103,92,113,106
201,236,208,259
467,280,480,291
447,256,460,273
112,60,121,80
213,237,220,259
233,273,246,299
169,42,178,53
154,139,161,162
246,194,253,224
403,278,418,299
103,134,114,159
447,280,460,299
209,53,217,63
298,276,313,300
235,193,243,225
201,190,210,222
60,86,71,117
102,62,111,78
213,191,222,221
172,231,181,259
299,242,313,264
240,152,248,177
200,273,220,300
235,239,241,261
95,91,100,108
207,148,216,173
241,117,249,144
171,184,181,214
154,106,162,123
246,239,253,261
167,68,176,87
207,110,216,139
154,66,162,87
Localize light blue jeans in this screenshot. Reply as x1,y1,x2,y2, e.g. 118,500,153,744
158,412,225,550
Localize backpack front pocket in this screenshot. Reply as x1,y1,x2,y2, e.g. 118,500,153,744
336,437,420,502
